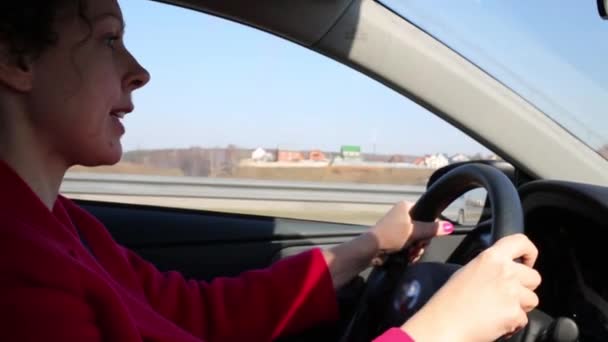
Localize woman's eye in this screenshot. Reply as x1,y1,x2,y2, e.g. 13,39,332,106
104,35,120,49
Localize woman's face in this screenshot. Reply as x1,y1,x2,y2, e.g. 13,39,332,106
25,0,150,166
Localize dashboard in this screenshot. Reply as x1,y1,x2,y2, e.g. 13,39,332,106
521,181,608,341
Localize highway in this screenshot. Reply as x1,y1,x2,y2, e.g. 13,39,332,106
62,173,464,225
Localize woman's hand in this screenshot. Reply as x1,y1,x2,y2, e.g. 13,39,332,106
401,234,541,342
369,201,454,265
323,201,453,289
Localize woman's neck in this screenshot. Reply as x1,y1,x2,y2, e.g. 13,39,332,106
3,154,65,211
0,115,67,211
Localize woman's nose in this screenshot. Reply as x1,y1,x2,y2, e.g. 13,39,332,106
123,53,151,92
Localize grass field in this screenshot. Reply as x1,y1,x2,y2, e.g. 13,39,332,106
233,165,433,185
69,162,184,176
70,162,435,185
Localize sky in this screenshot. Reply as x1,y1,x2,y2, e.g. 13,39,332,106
117,0,607,156
384,0,608,150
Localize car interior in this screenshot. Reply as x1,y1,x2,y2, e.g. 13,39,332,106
71,0,608,341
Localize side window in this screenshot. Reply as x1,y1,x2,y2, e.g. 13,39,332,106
443,188,489,226
66,0,495,225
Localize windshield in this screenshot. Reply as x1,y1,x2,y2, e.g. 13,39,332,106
380,0,608,160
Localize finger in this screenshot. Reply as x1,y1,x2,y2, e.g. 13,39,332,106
371,251,388,267
411,220,454,241
519,288,539,313
409,248,425,263
406,239,429,257
408,244,424,258
371,257,384,267
492,234,539,267
514,263,542,290
413,239,430,249
506,310,528,336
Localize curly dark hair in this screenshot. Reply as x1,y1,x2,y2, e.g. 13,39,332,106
0,0,87,61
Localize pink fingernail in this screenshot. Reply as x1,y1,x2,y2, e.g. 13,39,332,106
442,222,454,233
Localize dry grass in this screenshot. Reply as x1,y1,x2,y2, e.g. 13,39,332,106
233,166,434,185
69,162,434,185
69,162,184,176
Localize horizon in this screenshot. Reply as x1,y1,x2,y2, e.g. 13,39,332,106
122,145,498,158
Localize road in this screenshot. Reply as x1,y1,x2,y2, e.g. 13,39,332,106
63,173,464,226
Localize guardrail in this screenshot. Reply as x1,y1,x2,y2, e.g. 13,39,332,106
61,173,427,205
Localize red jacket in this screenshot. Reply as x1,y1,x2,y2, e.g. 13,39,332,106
0,161,412,341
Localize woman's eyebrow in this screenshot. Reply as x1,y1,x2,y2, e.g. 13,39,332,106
92,12,126,31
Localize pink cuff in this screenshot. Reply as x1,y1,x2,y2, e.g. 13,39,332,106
373,328,415,342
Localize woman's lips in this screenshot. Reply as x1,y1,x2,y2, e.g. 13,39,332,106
110,113,126,135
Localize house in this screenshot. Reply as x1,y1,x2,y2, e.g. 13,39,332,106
251,148,274,162
425,154,449,168
309,150,327,162
415,154,449,168
413,156,426,166
277,150,304,162
449,153,470,164
341,145,361,160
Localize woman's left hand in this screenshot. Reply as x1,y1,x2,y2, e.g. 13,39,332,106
369,201,454,265
323,201,455,289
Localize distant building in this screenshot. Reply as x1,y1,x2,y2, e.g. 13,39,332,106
426,154,449,168
415,154,449,168
341,145,361,160
450,153,470,164
277,150,304,162
414,157,426,166
309,150,327,162
251,148,274,162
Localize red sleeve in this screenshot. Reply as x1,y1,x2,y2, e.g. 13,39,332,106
0,228,125,342
126,247,340,341
0,281,105,342
373,328,415,342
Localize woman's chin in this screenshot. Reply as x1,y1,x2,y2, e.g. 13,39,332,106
104,143,123,165
104,152,123,166
78,142,123,167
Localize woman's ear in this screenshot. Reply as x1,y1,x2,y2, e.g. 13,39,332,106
0,46,34,93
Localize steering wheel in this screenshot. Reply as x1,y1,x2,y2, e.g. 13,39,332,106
413,163,523,241
339,164,556,342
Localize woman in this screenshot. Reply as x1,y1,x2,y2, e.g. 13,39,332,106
0,0,541,341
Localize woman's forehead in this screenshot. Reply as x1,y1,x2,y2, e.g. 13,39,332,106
56,0,122,26
87,0,123,21
51,0,124,44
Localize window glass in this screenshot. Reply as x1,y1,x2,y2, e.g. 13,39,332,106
380,0,608,159
65,0,495,225
442,188,489,226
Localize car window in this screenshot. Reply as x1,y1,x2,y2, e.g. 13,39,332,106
442,188,488,226
64,0,495,226
380,0,608,160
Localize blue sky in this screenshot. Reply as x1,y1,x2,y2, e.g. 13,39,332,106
384,0,608,150
118,0,607,156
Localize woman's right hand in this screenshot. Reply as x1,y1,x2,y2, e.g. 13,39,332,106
401,234,541,342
